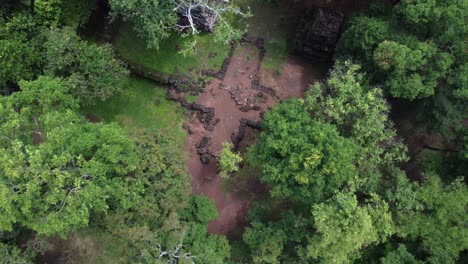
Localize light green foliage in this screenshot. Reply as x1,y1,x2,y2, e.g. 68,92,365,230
243,221,286,264
219,142,243,178
305,61,406,162
108,0,178,49
0,242,34,264
34,0,62,26
30,0,94,28
304,61,407,191
373,40,453,99
109,0,247,50
81,77,186,142
43,27,128,105
0,77,140,236
307,193,394,263
381,244,422,264
249,99,359,202
114,23,229,75
100,131,230,263
390,173,468,263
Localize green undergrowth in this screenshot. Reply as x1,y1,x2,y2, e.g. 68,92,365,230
242,0,295,74
81,76,186,145
114,22,230,76
186,94,198,103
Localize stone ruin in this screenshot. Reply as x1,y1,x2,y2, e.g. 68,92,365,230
293,8,344,60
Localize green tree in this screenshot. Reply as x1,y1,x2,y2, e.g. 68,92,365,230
307,192,394,263
249,99,359,202
219,142,242,178
380,244,422,264
373,39,453,100
100,131,231,263
108,0,178,49
0,242,34,264
338,0,467,137
108,0,248,49
0,77,140,236
34,0,62,26
304,61,407,192
60,0,96,29
389,173,468,263
0,38,38,84
43,27,128,105
184,195,218,224
243,221,286,264
0,13,41,85
304,61,406,161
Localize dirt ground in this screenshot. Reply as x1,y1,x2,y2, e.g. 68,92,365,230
185,43,326,236
185,0,396,232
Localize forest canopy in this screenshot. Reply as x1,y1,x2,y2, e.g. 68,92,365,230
0,0,466,263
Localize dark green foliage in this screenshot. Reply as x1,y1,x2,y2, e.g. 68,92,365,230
184,195,219,224
60,0,96,28
33,0,95,28
0,38,38,84
243,221,286,263
380,244,422,264
338,0,467,137
0,13,41,84
0,242,34,264
43,27,128,105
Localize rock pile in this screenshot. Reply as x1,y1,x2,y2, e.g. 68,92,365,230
228,84,247,106
126,60,207,94
251,79,277,98
231,118,261,149
197,135,213,164
293,8,344,60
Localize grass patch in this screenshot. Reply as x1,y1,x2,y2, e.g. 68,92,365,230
262,39,288,72
77,229,128,264
186,94,198,103
242,1,295,74
82,77,186,144
114,23,230,76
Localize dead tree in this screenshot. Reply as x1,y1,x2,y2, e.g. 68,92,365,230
173,0,248,38
157,243,196,264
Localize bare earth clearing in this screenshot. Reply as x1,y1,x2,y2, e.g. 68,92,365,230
185,43,325,236
186,0,399,236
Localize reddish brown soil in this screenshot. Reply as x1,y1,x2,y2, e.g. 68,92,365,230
185,43,325,235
